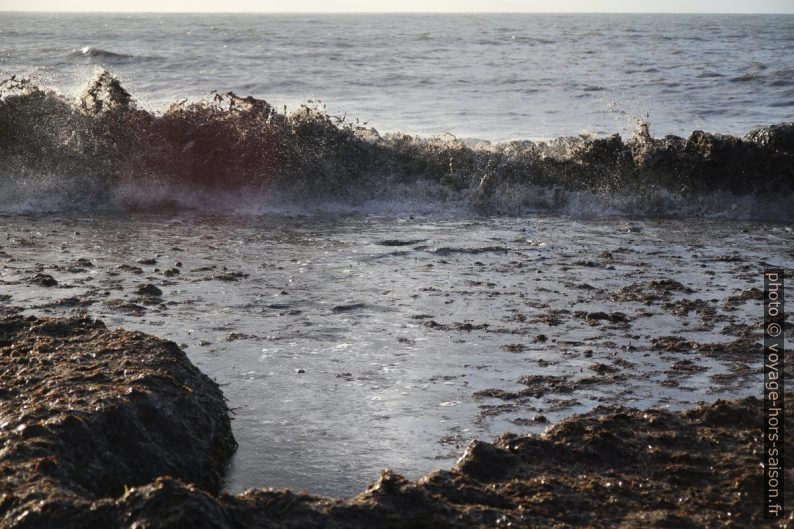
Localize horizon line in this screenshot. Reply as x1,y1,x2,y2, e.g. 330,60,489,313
1,9,792,14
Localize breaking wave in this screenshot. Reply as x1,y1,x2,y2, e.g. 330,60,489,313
0,70,792,220
67,47,159,63
70,47,132,58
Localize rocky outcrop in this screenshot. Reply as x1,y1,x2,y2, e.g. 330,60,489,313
0,315,787,528
0,315,236,528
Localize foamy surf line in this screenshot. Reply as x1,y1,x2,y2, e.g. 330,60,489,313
0,70,792,220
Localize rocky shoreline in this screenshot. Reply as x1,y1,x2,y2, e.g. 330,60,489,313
0,315,787,528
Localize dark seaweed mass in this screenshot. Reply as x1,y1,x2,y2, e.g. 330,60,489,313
0,315,789,528
0,71,793,218
0,315,236,527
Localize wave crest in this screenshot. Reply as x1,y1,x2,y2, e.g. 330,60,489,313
0,70,792,219
68,47,158,62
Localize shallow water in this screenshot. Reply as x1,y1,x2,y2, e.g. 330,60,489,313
2,13,793,140
1,212,790,496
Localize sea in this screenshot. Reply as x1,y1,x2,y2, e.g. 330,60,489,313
1,12,793,141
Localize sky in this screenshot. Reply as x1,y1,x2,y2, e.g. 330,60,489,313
0,0,792,12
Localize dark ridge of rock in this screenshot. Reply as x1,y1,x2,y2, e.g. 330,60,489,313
1,315,788,528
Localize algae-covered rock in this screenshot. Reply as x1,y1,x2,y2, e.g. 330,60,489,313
0,315,236,527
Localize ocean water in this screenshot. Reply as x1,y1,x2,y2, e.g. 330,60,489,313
2,12,793,140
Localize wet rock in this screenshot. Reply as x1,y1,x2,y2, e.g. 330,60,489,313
662,298,717,323
424,320,489,331
512,415,549,426
610,278,694,304
652,335,693,353
576,310,629,324
225,333,260,342
475,375,597,400
331,303,367,313
212,271,249,281
667,359,708,374
434,246,510,256
590,363,620,375
103,299,147,315
721,322,759,337
377,239,427,246
116,264,144,274
0,315,235,527
454,439,524,482
652,336,762,363
724,287,762,309
27,273,58,287
529,309,570,326
692,338,763,362
43,295,97,309
135,283,163,297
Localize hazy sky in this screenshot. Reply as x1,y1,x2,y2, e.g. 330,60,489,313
0,0,792,12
